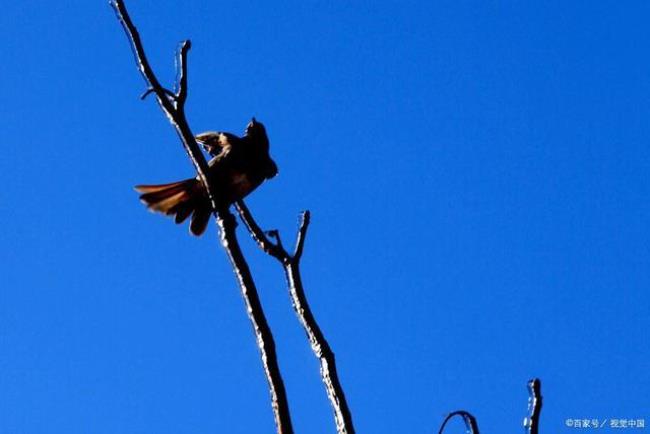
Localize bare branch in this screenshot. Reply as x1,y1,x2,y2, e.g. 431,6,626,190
110,0,166,101
236,205,356,434
285,260,354,434
524,378,542,434
438,411,480,434
109,0,213,208
235,200,285,260
175,40,190,107
292,211,310,261
111,2,293,432
140,87,176,101
217,212,294,433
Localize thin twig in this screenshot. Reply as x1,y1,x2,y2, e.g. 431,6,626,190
235,200,356,434
292,211,310,260
438,411,480,434
110,2,293,432
235,201,284,260
140,87,176,101
524,378,542,434
175,41,190,106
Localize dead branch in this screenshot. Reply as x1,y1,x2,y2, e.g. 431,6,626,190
438,411,480,434
524,378,542,434
437,379,543,434
110,2,293,432
235,201,356,434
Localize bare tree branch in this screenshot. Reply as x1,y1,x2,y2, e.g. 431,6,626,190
217,212,293,433
438,379,543,434
438,411,480,434
110,2,293,432
140,87,176,101
292,211,310,261
524,378,542,434
174,40,190,106
110,1,212,204
234,201,356,434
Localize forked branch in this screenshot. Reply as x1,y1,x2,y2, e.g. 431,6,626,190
110,1,293,432
235,201,356,434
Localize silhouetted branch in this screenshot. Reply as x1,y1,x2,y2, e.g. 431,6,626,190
175,41,190,106
217,212,294,434
235,201,285,260
140,87,176,101
524,378,542,434
110,1,212,203
110,2,293,432
438,411,480,434
235,201,355,434
292,211,310,260
437,379,543,434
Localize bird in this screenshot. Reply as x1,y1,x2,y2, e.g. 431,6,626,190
135,118,278,236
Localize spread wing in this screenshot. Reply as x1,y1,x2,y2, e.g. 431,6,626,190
195,131,242,157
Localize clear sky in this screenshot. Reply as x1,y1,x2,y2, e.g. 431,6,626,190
1,1,649,433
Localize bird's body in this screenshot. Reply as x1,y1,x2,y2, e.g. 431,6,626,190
135,118,278,236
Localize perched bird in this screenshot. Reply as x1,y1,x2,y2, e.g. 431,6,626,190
135,118,278,236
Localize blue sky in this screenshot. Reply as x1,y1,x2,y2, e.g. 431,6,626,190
1,1,649,433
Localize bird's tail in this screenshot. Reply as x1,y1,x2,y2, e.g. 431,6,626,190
134,178,212,236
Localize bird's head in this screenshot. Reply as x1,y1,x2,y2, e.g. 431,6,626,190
245,117,277,179
244,117,269,149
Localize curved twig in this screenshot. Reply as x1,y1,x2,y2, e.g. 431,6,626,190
235,201,356,434
438,411,480,434
110,2,293,432
140,87,176,101
524,378,542,434
235,201,284,260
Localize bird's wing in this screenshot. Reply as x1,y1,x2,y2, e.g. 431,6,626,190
195,131,241,157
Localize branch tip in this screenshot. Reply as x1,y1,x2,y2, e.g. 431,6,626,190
524,378,542,434
293,210,311,260
175,40,191,104
438,411,480,434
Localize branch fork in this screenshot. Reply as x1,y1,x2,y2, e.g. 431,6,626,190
235,202,355,434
